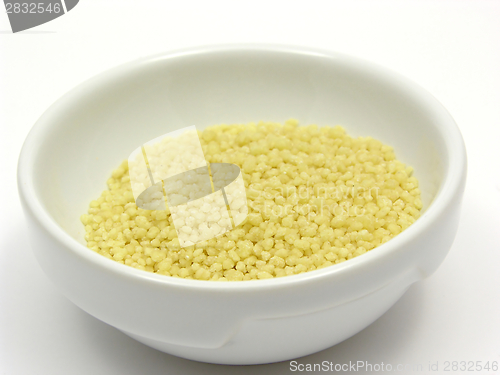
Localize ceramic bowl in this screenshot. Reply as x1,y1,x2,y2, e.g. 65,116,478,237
17,45,466,365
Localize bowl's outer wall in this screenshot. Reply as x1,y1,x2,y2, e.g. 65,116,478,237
18,46,467,364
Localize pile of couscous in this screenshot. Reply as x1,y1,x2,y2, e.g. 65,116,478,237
81,120,422,281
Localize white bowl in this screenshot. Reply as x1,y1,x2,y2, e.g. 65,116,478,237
17,45,466,365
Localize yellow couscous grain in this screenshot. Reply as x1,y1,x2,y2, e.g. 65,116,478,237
81,120,422,281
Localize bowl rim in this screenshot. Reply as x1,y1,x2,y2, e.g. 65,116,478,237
17,43,467,291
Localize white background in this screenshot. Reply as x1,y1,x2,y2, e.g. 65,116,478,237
1,1,499,374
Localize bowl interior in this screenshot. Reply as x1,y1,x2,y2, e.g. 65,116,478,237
28,48,448,245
